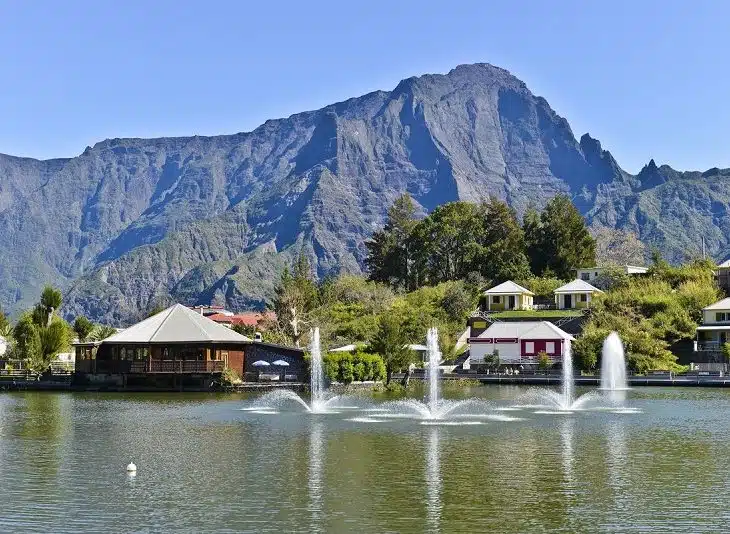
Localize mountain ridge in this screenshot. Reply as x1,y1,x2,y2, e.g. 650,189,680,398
1,62,728,323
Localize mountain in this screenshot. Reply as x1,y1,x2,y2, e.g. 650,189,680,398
0,63,728,323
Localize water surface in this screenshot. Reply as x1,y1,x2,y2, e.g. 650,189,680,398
1,386,728,533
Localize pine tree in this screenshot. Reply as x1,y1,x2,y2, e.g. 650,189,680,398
365,193,418,289
537,195,596,279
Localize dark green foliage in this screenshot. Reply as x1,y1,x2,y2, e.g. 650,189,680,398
13,288,72,373
366,193,419,289
483,350,500,369
321,351,386,383
409,198,530,286
475,197,532,282
73,316,95,342
12,314,42,365
524,195,596,279
370,314,414,384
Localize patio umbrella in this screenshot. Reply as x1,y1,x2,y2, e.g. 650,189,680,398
272,360,289,382
251,360,270,382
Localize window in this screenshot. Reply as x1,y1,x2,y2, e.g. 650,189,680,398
595,272,599,277
581,273,590,281
546,342,555,354
492,296,500,304
580,294,588,302
525,342,534,354
717,312,727,322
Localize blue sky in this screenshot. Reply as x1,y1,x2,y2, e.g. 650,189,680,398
0,0,727,173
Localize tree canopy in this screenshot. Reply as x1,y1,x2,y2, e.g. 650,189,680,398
524,195,596,279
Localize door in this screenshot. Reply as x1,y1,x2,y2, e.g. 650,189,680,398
508,295,516,310
564,295,572,309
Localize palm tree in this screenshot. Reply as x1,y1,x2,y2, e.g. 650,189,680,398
90,325,118,341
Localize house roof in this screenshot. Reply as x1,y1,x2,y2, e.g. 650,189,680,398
207,311,276,327
474,321,574,341
102,304,252,344
718,259,730,269
554,279,603,294
703,298,730,311
484,281,534,296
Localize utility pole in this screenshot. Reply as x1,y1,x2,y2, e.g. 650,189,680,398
702,236,706,259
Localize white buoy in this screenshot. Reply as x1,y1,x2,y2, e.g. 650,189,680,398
126,462,137,473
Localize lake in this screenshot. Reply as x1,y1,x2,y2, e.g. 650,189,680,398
1,386,729,533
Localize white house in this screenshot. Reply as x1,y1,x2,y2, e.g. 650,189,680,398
695,298,730,352
482,281,534,311
576,265,648,283
468,321,574,367
554,279,603,309
0,335,7,357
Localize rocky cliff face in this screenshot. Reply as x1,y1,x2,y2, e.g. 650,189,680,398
0,63,727,323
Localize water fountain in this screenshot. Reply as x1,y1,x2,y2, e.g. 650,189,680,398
382,327,489,421
244,327,342,413
521,339,598,412
601,332,628,391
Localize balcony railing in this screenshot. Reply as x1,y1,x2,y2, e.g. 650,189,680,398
696,342,723,352
75,359,226,374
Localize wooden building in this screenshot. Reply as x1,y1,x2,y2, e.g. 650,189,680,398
74,304,304,389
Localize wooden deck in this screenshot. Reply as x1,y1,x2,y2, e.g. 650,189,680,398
76,359,225,374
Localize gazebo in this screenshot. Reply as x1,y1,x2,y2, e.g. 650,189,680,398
74,304,252,381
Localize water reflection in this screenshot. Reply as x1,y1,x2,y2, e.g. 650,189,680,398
606,419,627,491
560,417,574,489
308,421,325,533
425,427,442,534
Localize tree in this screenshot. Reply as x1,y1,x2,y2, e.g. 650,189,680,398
12,314,42,367
483,350,500,370
32,286,63,327
474,197,531,282
366,193,419,289
232,323,257,338
90,324,118,341
271,253,319,347
593,226,647,266
73,316,95,342
537,351,552,371
37,319,72,371
527,195,596,279
523,206,543,275
440,281,475,321
0,306,9,334
370,314,414,384
410,202,482,285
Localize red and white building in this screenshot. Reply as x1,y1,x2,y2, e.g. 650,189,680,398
467,321,574,367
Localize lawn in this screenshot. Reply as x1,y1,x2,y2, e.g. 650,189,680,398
489,309,584,319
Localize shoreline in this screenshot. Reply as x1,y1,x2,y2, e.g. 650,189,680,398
3,374,730,391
